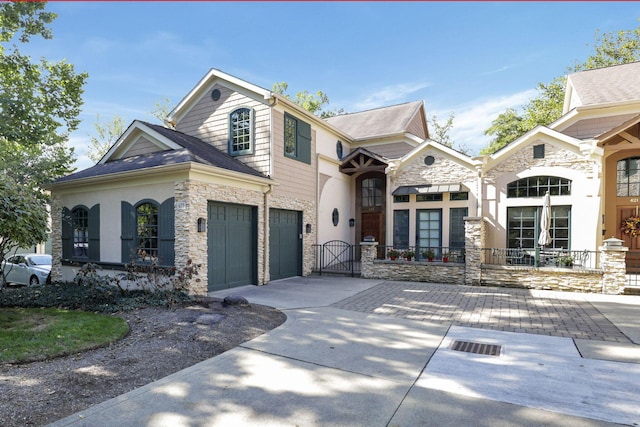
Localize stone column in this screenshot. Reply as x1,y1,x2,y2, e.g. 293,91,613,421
360,241,378,279
464,217,486,286
174,180,208,295
600,237,628,294
49,196,62,283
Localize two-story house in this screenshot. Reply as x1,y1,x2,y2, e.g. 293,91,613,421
48,62,640,293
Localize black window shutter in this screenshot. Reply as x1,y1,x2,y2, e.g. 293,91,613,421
121,201,135,263
61,207,73,259
297,118,311,164
158,197,175,266
88,204,100,262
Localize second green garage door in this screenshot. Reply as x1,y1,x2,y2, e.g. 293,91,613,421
269,209,302,281
208,202,257,292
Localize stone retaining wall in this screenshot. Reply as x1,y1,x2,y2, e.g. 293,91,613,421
360,237,628,294
480,265,604,292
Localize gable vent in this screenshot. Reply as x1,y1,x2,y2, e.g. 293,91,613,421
451,340,501,356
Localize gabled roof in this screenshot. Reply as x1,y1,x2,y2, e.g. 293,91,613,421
325,101,426,141
564,62,640,112
595,113,640,147
339,146,389,175
166,68,272,127
55,121,266,183
484,125,585,170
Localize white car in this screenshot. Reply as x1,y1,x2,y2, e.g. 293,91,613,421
0,253,52,287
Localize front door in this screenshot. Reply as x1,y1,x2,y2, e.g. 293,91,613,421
362,212,382,242
618,206,640,272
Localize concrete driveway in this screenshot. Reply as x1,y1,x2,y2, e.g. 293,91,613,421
49,276,640,427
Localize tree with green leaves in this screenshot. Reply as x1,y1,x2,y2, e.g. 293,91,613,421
0,2,87,265
482,24,640,155
87,97,173,163
272,81,344,118
87,113,125,163
0,173,49,271
0,2,87,186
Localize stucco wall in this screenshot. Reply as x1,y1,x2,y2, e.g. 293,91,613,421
483,141,601,251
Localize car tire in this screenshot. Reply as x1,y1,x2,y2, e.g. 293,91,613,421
0,273,5,288
29,275,39,287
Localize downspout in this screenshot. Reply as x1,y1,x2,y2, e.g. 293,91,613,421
263,183,273,285
262,94,277,285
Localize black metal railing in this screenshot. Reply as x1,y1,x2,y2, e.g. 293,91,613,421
483,248,599,269
312,241,359,276
381,246,465,263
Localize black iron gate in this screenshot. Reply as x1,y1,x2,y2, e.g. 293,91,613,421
313,240,359,277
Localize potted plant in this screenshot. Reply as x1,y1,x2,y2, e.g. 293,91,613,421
442,252,451,262
387,249,400,260
422,249,435,262
557,255,574,267
402,249,415,261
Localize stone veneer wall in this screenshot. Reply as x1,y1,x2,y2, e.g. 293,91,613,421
484,141,595,182
464,217,485,286
479,266,604,292
174,179,266,295
391,149,477,187
366,259,465,284
50,195,63,283
360,242,628,294
600,245,628,294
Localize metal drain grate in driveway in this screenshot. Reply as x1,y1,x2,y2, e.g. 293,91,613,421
451,340,501,356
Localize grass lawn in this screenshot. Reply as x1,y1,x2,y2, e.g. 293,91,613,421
0,307,129,363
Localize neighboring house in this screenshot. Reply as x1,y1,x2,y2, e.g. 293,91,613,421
47,62,640,293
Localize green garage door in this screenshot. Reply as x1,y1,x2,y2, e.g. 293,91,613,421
208,202,257,292
269,209,302,281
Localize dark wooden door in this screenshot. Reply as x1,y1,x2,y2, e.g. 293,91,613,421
618,206,640,272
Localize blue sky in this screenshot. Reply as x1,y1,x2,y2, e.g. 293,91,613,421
18,2,640,170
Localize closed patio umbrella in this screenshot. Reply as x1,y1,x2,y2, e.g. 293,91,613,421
538,191,551,247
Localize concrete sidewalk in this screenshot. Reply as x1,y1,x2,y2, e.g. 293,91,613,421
48,276,640,427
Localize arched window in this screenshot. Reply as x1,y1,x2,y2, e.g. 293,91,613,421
72,207,89,258
229,107,253,155
617,157,640,196
137,202,159,259
507,176,571,198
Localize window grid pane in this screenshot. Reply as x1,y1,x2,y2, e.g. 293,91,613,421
617,157,640,196
72,208,89,258
137,203,159,259
507,176,571,198
393,210,409,248
230,108,252,154
507,206,570,250
416,209,441,252
449,207,468,248
362,178,383,207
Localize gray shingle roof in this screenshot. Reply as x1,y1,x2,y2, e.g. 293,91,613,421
568,61,640,106
325,101,424,140
55,122,266,183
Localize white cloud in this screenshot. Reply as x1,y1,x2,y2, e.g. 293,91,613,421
434,89,539,156
351,82,432,111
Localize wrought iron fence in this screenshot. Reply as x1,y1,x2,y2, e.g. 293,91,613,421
312,241,358,276
483,248,599,269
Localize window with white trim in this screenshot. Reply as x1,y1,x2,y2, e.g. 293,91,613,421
229,107,253,155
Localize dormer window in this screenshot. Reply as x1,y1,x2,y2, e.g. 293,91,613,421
229,107,253,156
